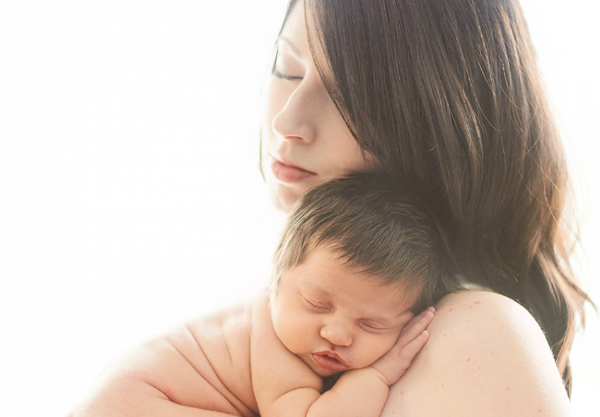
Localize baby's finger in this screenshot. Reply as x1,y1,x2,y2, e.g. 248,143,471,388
399,330,430,363
399,306,434,337
398,307,435,344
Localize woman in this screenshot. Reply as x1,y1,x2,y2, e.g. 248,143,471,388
261,0,590,414
72,0,591,415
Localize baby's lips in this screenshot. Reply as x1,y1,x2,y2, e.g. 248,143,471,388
311,351,350,372
314,350,348,366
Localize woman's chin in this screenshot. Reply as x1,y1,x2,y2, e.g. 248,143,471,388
268,183,303,214
270,189,300,214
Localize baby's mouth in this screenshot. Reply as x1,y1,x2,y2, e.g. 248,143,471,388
311,351,350,372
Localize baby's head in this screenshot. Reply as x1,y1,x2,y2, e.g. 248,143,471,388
269,172,459,376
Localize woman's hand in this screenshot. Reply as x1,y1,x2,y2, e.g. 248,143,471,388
370,307,435,386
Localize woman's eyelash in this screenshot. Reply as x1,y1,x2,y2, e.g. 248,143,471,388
273,69,302,81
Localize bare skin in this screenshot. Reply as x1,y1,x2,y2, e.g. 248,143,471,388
381,291,573,417
69,289,433,417
72,0,576,413
257,0,575,414
253,248,435,417
70,290,571,417
70,301,259,417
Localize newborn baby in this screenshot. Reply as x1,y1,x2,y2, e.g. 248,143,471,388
71,172,456,417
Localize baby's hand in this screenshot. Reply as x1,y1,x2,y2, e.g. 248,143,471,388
370,307,435,386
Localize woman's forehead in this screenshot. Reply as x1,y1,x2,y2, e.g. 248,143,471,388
279,0,308,52
281,0,333,81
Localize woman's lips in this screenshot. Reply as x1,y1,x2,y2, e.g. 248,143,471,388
311,352,350,372
271,157,316,183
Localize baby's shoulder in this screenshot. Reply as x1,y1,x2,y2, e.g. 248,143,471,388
162,299,257,413
187,298,254,338
183,298,255,378
73,301,260,417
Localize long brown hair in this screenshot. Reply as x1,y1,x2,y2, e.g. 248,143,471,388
277,0,592,394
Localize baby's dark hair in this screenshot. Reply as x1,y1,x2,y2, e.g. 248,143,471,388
272,171,461,312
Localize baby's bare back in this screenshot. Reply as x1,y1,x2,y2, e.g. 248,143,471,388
71,298,260,417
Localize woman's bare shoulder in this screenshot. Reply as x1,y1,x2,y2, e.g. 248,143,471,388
381,290,573,417
432,289,541,334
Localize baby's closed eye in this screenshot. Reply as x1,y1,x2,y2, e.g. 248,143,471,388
303,297,331,313
358,320,390,333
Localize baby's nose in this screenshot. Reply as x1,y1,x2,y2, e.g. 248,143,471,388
320,321,352,347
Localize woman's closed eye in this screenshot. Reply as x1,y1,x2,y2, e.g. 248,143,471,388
273,68,303,81
272,49,303,81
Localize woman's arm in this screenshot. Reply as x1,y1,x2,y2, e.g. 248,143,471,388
251,293,434,417
380,291,573,417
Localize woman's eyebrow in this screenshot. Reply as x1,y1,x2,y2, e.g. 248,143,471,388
276,36,301,57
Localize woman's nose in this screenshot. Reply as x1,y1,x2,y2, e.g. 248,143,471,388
320,320,353,347
271,80,320,144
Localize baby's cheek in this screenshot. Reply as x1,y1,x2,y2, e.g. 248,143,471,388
360,334,400,366
273,314,305,354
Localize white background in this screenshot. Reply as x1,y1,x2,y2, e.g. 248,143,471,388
0,1,598,416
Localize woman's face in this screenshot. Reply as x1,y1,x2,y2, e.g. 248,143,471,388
261,0,372,213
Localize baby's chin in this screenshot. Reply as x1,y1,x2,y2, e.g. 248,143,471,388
311,365,344,378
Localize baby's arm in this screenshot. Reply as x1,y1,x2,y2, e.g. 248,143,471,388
251,294,434,417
